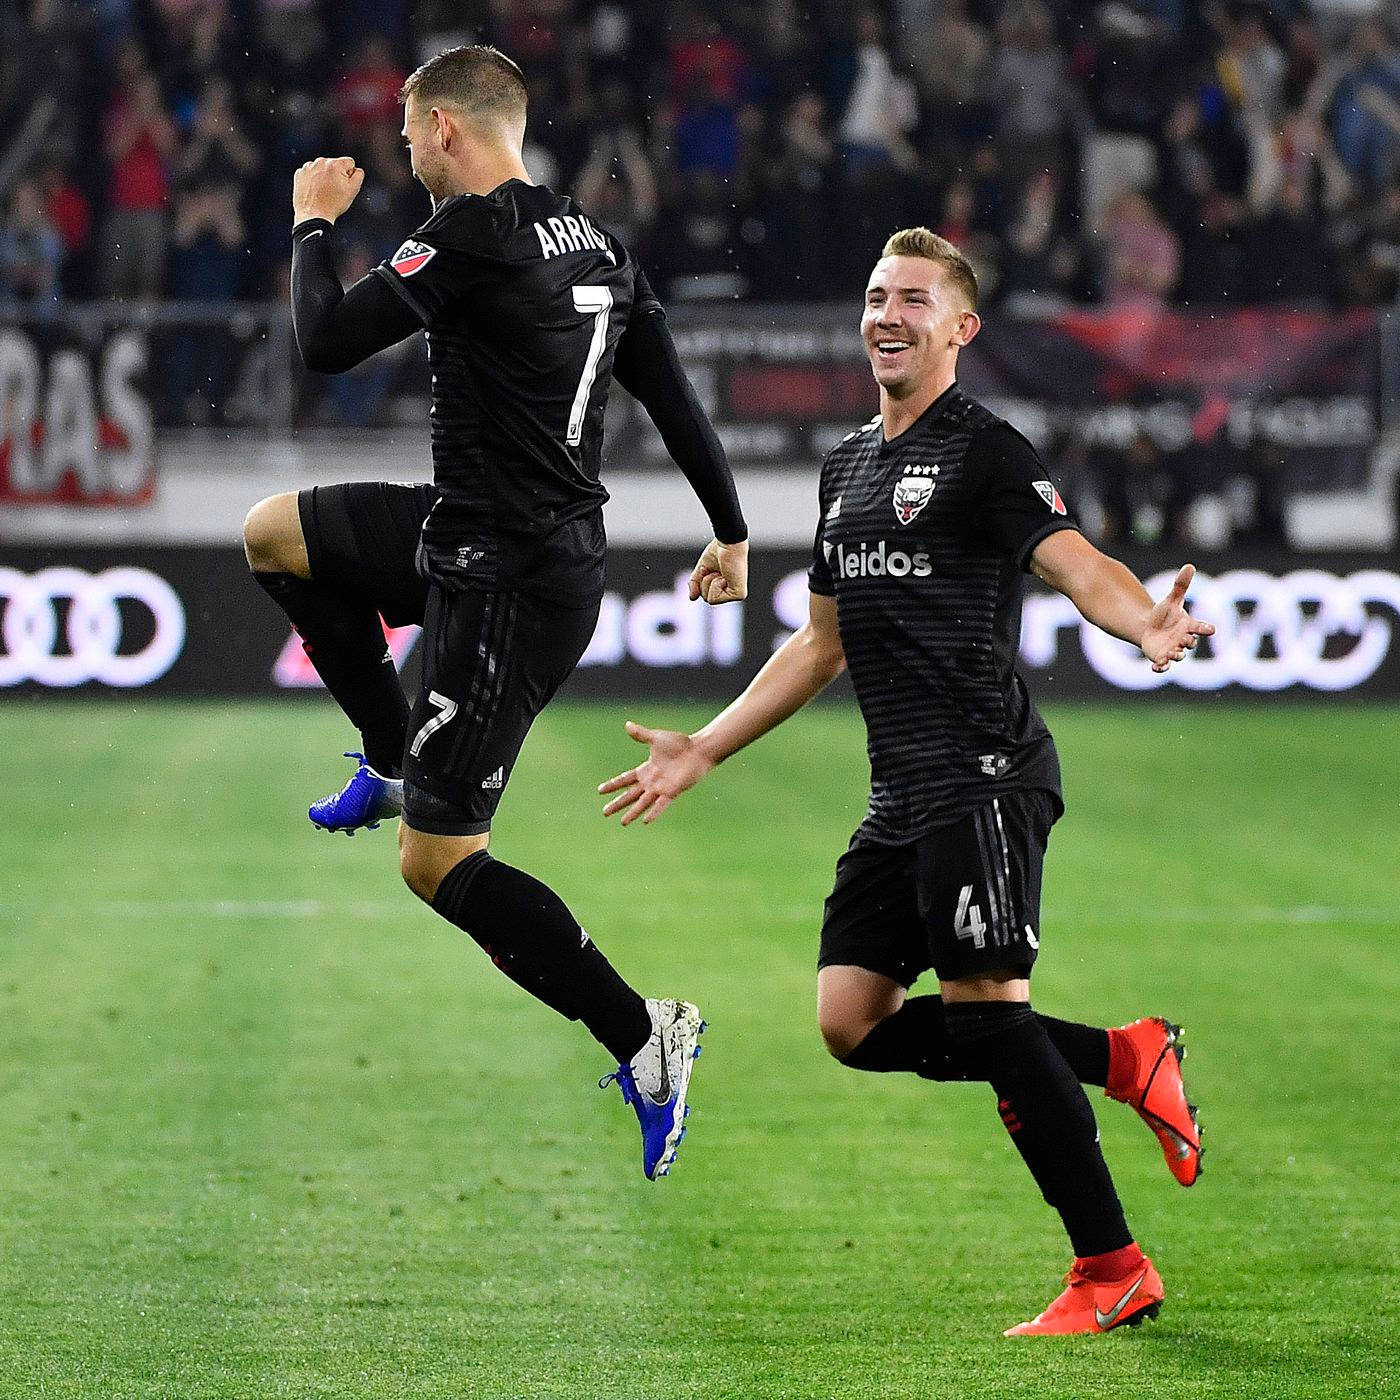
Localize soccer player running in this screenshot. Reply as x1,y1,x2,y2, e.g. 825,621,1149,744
242,46,750,1181
600,229,1213,1331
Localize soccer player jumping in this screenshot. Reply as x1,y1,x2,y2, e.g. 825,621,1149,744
601,229,1212,1332
243,47,750,1180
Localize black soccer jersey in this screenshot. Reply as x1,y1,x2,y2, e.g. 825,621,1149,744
374,180,659,601
808,384,1077,845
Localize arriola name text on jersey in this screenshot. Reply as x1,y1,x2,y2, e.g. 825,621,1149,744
532,214,614,261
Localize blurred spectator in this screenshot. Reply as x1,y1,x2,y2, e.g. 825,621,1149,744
574,113,660,252
36,154,92,296
1325,18,1400,193
755,91,835,298
1246,173,1335,303
649,168,751,301
1099,189,1181,305
1215,6,1287,124
1152,91,1249,239
414,0,490,63
0,178,64,308
99,47,176,299
335,35,408,142
156,1,244,125
177,77,260,204
988,0,1085,189
907,0,990,111
1001,169,1083,305
836,9,919,182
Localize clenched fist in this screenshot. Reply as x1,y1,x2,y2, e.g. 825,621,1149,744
292,157,364,227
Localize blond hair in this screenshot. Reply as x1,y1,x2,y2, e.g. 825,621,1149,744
880,228,978,310
400,45,527,124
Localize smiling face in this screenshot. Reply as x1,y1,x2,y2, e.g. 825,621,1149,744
861,254,979,399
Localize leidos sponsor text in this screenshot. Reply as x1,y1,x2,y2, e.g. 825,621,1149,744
822,539,934,580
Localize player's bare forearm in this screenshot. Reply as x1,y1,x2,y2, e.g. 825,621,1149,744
692,613,846,767
1031,530,1214,671
1033,536,1153,646
599,594,845,825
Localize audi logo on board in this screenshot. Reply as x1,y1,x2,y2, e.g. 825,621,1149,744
0,566,185,687
1020,568,1400,691
2,553,1398,697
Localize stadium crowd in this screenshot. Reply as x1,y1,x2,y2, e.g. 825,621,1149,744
4,0,1400,312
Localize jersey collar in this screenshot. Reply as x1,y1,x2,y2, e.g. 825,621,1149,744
879,381,959,451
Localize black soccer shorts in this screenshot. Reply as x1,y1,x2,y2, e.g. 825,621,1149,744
298,481,599,835
817,789,1059,984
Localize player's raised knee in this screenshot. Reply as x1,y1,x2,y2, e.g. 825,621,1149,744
398,828,438,903
818,1011,868,1062
242,493,308,576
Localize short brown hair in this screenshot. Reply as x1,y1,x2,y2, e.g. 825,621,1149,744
880,227,979,310
400,45,527,123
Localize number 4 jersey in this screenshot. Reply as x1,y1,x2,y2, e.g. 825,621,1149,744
809,383,1078,845
373,180,658,602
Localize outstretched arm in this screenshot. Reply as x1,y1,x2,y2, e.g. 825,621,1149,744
1030,530,1215,672
290,157,420,373
600,591,846,824
613,306,749,603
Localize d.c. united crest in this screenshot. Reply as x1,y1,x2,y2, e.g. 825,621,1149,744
893,466,938,524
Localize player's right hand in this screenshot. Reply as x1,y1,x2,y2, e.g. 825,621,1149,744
689,538,748,605
599,722,714,826
292,157,365,227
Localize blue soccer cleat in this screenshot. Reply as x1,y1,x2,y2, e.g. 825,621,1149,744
601,998,705,1180
308,752,404,835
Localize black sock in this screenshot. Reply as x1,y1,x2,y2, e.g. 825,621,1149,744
1038,1014,1110,1086
253,570,409,776
840,996,1110,1086
943,1001,1132,1258
839,996,950,1077
432,851,652,1064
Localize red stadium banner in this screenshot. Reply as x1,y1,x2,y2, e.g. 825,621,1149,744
0,320,155,506
613,306,1382,489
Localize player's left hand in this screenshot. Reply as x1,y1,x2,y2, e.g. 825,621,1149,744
292,157,365,227
1141,564,1215,672
689,538,748,605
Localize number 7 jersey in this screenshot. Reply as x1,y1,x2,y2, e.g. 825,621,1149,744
374,179,656,602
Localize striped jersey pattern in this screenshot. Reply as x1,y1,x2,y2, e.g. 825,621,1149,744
375,181,654,602
809,384,1075,845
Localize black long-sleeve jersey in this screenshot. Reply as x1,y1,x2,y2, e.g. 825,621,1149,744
291,179,745,603
809,384,1077,845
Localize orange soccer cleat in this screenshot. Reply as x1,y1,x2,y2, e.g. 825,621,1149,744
1107,1016,1203,1187
1003,1256,1164,1337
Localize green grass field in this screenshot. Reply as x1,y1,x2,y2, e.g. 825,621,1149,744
1,699,1397,1398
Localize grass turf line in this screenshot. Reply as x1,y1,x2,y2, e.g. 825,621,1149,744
0,700,1396,1398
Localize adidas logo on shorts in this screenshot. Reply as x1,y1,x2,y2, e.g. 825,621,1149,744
480,766,504,790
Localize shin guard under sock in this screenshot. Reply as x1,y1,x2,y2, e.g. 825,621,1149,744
943,1000,1132,1257
253,570,409,776
840,996,1110,1087
431,851,652,1063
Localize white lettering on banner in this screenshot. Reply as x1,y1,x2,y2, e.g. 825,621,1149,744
0,329,153,502
0,567,185,687
1022,569,1400,691
579,572,744,668
0,330,41,487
